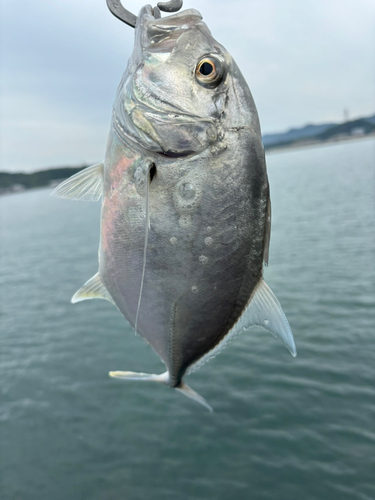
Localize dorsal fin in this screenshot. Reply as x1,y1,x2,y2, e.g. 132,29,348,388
188,278,296,374
50,163,104,201
71,273,115,305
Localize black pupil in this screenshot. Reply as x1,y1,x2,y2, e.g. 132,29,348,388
200,62,213,76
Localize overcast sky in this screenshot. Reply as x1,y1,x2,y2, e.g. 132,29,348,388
1,0,374,172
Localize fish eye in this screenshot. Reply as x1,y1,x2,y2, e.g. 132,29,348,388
200,62,214,76
195,56,224,88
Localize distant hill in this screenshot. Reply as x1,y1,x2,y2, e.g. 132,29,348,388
263,114,375,150
262,123,336,147
316,118,375,140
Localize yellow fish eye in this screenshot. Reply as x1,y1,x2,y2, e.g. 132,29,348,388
195,57,224,88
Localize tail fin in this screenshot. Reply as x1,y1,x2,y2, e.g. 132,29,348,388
109,370,169,383
176,381,213,412
109,370,213,412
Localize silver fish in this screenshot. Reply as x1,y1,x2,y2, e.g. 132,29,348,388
52,0,296,411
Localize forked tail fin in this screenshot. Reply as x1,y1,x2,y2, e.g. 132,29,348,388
175,381,213,412
109,370,169,383
109,370,213,412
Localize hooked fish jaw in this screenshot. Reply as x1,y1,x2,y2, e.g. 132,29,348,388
113,5,241,157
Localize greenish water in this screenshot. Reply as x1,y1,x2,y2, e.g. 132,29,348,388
1,139,374,500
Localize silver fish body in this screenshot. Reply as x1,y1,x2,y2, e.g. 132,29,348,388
52,3,296,410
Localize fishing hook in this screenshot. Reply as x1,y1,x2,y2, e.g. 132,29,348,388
106,0,183,28
157,0,183,13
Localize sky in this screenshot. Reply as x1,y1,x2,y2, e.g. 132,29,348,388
1,0,374,172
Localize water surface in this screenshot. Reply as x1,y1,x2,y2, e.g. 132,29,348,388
1,139,374,500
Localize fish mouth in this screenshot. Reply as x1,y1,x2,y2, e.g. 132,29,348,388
138,6,203,49
112,5,220,157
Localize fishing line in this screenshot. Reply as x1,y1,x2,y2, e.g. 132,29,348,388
134,164,153,333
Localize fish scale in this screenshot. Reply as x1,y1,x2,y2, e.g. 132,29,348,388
51,0,296,411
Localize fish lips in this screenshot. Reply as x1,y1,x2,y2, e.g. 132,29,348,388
138,6,204,52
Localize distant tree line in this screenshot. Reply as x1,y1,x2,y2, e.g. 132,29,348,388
0,167,86,191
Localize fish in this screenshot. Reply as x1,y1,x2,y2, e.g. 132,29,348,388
51,0,296,411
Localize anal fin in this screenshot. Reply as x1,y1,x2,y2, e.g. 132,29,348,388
71,273,115,305
188,278,296,375
50,162,103,201
245,279,296,356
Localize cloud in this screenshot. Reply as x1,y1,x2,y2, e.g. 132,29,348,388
1,0,374,171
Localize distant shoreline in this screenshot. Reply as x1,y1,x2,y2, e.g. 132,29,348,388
0,167,87,196
1,131,374,196
265,132,375,155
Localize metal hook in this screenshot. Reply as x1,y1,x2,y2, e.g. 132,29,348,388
106,0,183,28
157,0,183,13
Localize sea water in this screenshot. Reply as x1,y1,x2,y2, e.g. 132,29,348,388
1,138,374,500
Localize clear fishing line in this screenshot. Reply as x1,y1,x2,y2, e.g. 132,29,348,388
134,165,151,333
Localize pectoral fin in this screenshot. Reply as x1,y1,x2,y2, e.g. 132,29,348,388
50,163,103,201
71,273,115,305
